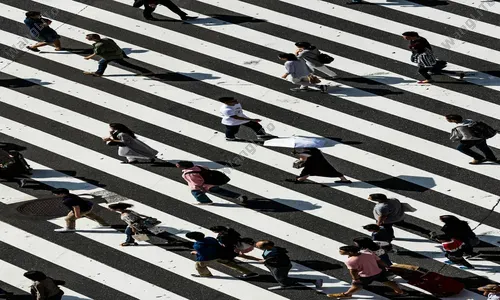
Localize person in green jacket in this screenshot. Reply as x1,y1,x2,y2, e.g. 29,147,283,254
83,33,153,77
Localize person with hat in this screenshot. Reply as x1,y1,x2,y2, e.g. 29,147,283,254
23,271,64,300
478,284,500,300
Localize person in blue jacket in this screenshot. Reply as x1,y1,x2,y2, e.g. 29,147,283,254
24,11,62,52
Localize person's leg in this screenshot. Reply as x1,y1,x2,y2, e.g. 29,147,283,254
382,281,404,294
268,265,293,286
381,223,395,239
159,0,187,17
191,189,213,204
95,59,110,75
313,65,338,78
65,211,77,229
208,186,240,199
457,141,485,160
225,125,240,139
83,210,109,226
143,4,155,19
417,67,432,80
114,59,153,74
290,76,311,89
53,39,62,50
217,259,253,275
475,139,497,161
242,121,267,136
195,261,214,276
124,225,135,243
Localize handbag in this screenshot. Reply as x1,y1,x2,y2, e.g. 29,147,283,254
292,159,305,169
133,233,150,241
401,202,417,212
308,74,321,84
318,53,334,64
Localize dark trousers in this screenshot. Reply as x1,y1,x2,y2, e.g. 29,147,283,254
96,58,151,75
143,0,186,18
418,66,461,80
382,220,431,239
225,122,265,138
267,263,317,287
191,186,240,203
457,139,496,161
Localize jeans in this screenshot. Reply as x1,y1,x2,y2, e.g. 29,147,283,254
96,58,151,75
191,186,241,203
143,0,186,18
65,208,108,229
225,122,266,139
457,139,496,161
381,220,431,239
125,225,135,243
267,263,317,287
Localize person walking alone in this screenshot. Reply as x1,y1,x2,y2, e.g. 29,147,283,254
294,42,337,79
278,53,328,93
446,114,498,164
103,123,158,164
83,34,153,77
290,148,351,183
52,188,109,232
219,97,272,141
23,271,65,300
438,215,479,258
133,0,197,21
24,11,62,52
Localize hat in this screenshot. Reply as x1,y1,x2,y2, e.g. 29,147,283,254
24,271,47,281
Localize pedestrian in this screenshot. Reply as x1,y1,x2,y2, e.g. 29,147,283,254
132,0,197,21
438,215,479,258
108,202,162,246
176,161,248,205
218,97,272,141
327,246,405,298
434,234,474,269
290,148,351,183
23,271,65,300
103,123,158,164
402,31,464,84
24,11,62,52
446,114,498,164
254,240,323,290
362,224,393,252
294,42,337,79
209,226,259,260
478,284,500,300
0,148,26,187
83,34,153,77
353,237,392,266
186,231,259,279
52,188,109,232
278,53,328,93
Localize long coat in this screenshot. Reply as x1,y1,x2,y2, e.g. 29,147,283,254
117,132,158,159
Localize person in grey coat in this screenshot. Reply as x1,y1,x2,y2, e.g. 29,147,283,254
294,42,338,79
103,123,158,164
278,53,328,93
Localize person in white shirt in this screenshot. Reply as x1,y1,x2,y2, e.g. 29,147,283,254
278,53,328,93
219,97,272,141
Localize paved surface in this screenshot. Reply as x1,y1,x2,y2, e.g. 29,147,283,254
0,0,500,299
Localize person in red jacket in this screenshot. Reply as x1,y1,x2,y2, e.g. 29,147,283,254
132,0,197,21
435,234,474,269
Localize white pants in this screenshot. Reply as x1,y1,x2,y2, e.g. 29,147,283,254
307,63,338,78
290,76,314,88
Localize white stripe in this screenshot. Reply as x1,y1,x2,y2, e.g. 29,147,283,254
447,0,500,16
0,183,36,204
2,117,500,283
0,259,92,299
0,220,187,299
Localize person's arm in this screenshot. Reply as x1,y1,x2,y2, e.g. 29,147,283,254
73,206,81,219
238,253,262,261
376,259,388,269
349,269,361,281
281,62,293,79
185,173,206,192
84,53,97,60
377,215,388,226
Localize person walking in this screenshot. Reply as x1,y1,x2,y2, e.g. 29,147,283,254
52,188,109,232
103,123,158,164
327,246,405,298
402,32,464,84
210,226,259,260
24,11,62,52
186,231,259,279
218,97,272,141
353,237,392,266
176,161,248,205
290,148,351,183
438,215,479,257
294,42,337,79
133,0,197,21
446,114,498,164
434,234,475,269
362,224,393,253
0,148,26,187
83,34,153,77
23,271,65,300
278,53,328,93
368,193,430,239
478,284,500,300
255,240,323,290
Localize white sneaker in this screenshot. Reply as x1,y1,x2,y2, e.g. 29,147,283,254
54,228,76,233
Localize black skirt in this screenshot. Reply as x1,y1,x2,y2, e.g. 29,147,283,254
299,148,343,177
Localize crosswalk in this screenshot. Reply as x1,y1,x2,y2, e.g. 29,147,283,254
0,0,499,299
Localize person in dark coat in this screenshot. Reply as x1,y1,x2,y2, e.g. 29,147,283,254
24,271,64,300
292,148,351,183
439,215,479,257
0,149,26,187
24,11,62,52
132,0,197,21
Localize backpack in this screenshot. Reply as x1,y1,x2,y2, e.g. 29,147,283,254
470,121,497,139
318,53,334,64
188,168,230,185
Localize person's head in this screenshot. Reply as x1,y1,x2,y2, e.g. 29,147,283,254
295,41,312,50
402,31,419,41
439,215,461,224
445,114,463,124
478,284,500,295
24,271,47,281
434,234,452,242
108,202,134,212
186,231,206,242
255,240,274,250
339,245,360,256
109,123,135,138
176,161,194,169
25,11,41,19
86,33,101,42
368,193,387,202
353,237,380,251
278,53,298,61
209,226,229,233
52,188,70,197
218,96,238,105
362,224,381,232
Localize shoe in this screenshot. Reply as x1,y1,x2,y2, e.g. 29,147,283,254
149,158,155,163
417,80,433,84
26,46,40,52
120,242,138,246
459,265,475,270
237,195,248,203
444,260,455,265
54,228,76,233
320,85,329,93
334,180,352,184
239,272,259,279
315,279,323,289
181,15,198,21
226,137,238,141
327,293,351,298
469,158,486,165
459,72,465,80
256,133,274,139
121,160,138,164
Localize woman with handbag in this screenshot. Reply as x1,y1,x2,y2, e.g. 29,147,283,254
278,53,329,93
108,202,162,246
291,148,351,183
294,42,337,79
103,123,158,164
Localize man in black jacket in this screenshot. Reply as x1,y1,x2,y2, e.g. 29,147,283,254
255,240,323,290
133,0,197,21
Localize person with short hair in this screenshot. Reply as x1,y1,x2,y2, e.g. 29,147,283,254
446,114,498,164
255,240,323,290
327,245,404,298
362,224,393,252
83,34,153,77
52,188,108,232
478,284,500,300
278,53,328,93
23,270,65,300
24,11,62,52
132,0,197,21
294,41,337,79
186,231,259,279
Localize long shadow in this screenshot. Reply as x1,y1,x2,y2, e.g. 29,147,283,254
325,137,362,145
0,78,52,88
189,14,266,26
144,72,220,82
40,48,93,54
364,176,432,192
0,142,27,151
294,260,342,271
361,0,449,6
122,48,149,55
341,76,415,85
243,197,321,212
